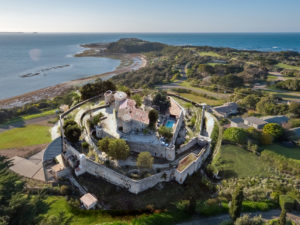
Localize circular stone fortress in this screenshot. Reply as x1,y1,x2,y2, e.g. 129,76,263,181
50,90,214,194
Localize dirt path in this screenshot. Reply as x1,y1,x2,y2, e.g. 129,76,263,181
177,210,300,225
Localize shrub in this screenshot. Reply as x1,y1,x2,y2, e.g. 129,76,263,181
137,152,154,169
98,138,130,160
64,123,81,143
279,195,295,211
196,199,228,216
132,94,142,107
223,127,247,145
81,142,89,150
260,133,273,145
60,185,71,195
234,214,264,225
158,126,173,142
263,123,284,140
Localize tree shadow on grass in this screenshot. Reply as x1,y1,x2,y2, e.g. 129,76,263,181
0,118,26,130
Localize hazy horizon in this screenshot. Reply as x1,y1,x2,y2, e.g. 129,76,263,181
1,0,300,33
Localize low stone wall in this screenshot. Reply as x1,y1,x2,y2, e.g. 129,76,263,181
175,143,211,184
127,141,166,158
176,137,198,155
84,157,172,194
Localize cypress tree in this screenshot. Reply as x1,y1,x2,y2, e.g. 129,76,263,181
279,208,286,225
229,186,244,221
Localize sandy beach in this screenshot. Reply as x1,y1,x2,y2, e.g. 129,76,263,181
0,54,146,109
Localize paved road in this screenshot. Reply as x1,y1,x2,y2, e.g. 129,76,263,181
177,210,300,225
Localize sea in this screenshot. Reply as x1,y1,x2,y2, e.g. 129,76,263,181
0,33,300,100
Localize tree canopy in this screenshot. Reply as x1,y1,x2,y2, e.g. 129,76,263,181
137,152,154,169
148,109,159,129
98,138,130,160
262,123,284,140
223,127,248,145
64,119,81,143
153,91,170,113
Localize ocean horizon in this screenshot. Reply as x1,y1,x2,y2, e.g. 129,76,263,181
1,32,300,100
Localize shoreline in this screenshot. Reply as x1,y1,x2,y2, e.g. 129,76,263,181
0,54,146,109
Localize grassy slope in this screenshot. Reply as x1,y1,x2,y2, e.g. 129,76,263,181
262,144,300,161
0,109,57,126
213,145,271,178
176,92,224,106
0,125,51,149
276,63,300,71
198,51,221,58
42,196,133,225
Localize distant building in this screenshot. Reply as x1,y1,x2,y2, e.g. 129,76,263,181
244,117,267,129
80,193,98,210
230,117,249,129
261,115,289,125
212,102,238,118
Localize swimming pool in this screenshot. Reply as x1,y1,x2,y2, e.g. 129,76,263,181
165,120,175,129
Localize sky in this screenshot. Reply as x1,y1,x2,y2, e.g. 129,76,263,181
1,0,300,33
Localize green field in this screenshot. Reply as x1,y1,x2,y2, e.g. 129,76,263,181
174,92,225,106
41,196,133,225
275,63,300,71
198,51,221,58
213,145,271,178
0,109,57,126
0,125,51,149
262,144,300,161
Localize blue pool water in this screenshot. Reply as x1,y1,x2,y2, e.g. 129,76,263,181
165,120,175,128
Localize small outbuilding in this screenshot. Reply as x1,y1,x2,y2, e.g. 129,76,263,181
212,102,238,118
80,193,98,210
261,115,289,125
244,117,267,129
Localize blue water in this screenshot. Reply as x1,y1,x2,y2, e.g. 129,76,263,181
165,120,175,129
0,33,300,100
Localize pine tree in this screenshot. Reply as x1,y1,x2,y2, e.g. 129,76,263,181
229,186,244,221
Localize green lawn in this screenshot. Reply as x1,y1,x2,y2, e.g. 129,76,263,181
41,196,133,225
262,144,300,161
22,109,57,120
174,92,225,106
0,125,51,149
0,109,57,126
198,51,221,58
290,118,300,128
275,63,300,71
213,145,271,178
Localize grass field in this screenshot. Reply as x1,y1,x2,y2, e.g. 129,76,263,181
0,125,51,149
198,51,221,58
262,144,300,161
174,92,225,106
213,145,271,178
41,196,133,225
275,63,300,71
0,109,57,126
